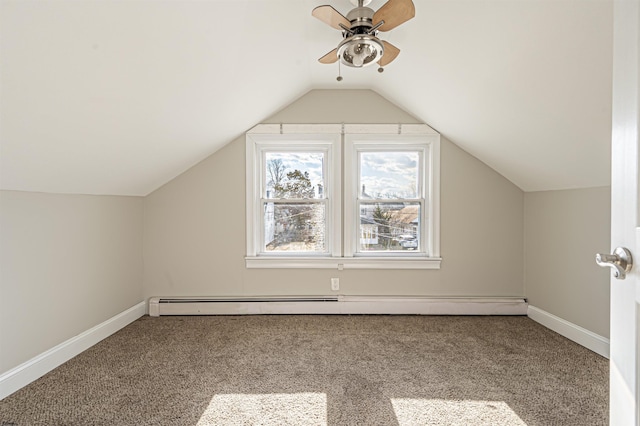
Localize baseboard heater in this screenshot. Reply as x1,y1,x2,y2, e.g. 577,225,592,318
148,296,527,317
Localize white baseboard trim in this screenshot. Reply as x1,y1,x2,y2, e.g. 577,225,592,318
527,305,610,358
149,296,528,316
0,301,146,401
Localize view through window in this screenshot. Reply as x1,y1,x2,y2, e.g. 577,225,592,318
263,151,327,253
357,151,423,253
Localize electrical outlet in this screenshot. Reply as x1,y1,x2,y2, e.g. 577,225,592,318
331,278,340,291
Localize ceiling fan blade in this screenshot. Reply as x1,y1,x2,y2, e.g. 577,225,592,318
312,5,351,30
318,48,339,64
373,0,415,32
378,41,400,67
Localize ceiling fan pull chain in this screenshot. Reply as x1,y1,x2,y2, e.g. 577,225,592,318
337,61,343,82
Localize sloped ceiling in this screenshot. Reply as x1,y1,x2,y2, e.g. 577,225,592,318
0,0,612,196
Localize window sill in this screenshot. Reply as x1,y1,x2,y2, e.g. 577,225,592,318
245,256,442,270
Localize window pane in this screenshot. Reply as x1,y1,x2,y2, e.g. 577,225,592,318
264,203,325,252
265,152,325,199
359,152,419,199
359,202,420,252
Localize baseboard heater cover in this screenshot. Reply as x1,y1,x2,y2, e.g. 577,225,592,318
148,296,527,316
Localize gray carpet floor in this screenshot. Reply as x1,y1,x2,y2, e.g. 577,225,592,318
0,315,608,425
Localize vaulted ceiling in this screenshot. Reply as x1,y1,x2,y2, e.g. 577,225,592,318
0,0,613,196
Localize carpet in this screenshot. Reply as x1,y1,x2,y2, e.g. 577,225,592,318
0,315,608,425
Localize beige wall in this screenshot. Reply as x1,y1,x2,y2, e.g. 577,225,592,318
264,89,422,124
524,186,611,337
0,191,144,373
143,90,525,299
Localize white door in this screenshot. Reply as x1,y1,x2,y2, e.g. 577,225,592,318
607,0,640,424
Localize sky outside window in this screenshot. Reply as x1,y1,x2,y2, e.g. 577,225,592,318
265,152,324,198
360,151,419,199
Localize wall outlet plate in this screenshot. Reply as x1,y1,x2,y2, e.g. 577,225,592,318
331,278,339,291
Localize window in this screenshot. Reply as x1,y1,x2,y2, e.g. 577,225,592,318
246,124,440,269
245,131,341,258
344,135,435,259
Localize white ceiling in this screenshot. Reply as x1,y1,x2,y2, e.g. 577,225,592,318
0,0,613,196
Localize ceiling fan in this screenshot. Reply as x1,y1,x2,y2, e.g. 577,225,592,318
312,0,415,74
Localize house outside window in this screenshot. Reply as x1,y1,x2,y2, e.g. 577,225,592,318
246,124,440,270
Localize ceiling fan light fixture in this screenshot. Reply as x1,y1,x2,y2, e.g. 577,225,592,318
337,35,384,68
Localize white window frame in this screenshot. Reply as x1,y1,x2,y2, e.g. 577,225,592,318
344,134,438,259
246,126,342,260
245,124,441,270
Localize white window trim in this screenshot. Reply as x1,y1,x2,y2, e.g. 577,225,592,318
344,134,440,259
245,123,441,270
245,129,342,258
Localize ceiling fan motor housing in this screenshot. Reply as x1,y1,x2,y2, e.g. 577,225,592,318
346,7,375,32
